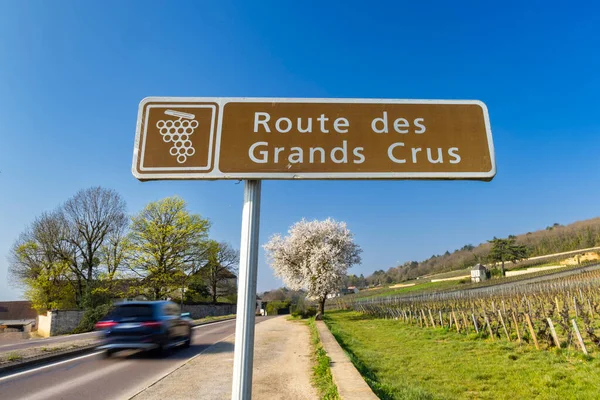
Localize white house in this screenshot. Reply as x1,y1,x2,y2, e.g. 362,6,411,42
471,264,489,283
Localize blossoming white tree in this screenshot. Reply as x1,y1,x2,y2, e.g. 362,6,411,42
264,218,362,318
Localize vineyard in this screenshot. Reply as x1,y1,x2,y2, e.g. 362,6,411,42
342,268,600,356
342,258,600,302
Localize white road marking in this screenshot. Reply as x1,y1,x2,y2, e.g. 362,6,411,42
0,351,103,382
21,360,132,400
0,319,239,387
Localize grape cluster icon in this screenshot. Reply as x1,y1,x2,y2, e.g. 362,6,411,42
157,110,199,164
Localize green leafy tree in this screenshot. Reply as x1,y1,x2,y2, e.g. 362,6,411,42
127,196,210,300
23,261,76,313
487,235,529,276
184,274,211,303
198,241,239,304
9,213,77,313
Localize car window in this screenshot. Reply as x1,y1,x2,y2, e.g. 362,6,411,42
111,304,154,320
163,303,179,316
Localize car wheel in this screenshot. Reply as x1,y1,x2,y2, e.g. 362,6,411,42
151,341,167,357
103,349,115,359
184,329,192,348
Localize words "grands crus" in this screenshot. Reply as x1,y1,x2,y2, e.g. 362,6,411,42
247,112,462,165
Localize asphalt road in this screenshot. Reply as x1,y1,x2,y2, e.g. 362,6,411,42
0,317,266,400
0,331,100,352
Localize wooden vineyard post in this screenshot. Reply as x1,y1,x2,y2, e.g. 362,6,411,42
428,309,436,328
472,314,479,334
421,310,429,327
498,310,510,341
439,310,443,328
572,319,588,356
525,314,540,350
573,297,578,318
547,318,561,349
462,312,469,334
452,310,461,333
484,314,494,341
511,312,522,344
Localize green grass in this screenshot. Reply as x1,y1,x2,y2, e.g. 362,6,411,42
324,310,600,400
347,280,463,301
192,314,235,324
307,317,340,400
507,261,565,271
6,352,23,362
423,269,472,280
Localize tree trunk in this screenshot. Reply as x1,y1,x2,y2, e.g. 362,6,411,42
501,260,505,277
316,296,327,320
212,280,218,304
76,280,83,308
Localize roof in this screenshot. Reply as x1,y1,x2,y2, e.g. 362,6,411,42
471,264,488,271
0,301,38,320
0,320,35,326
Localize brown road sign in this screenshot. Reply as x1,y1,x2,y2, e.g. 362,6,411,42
132,97,495,181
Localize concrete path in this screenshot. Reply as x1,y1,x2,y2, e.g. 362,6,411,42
133,316,318,400
316,321,378,400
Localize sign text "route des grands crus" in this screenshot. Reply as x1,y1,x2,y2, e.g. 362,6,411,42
132,98,495,181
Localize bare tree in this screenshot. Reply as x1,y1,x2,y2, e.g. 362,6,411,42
98,219,130,284
54,187,127,304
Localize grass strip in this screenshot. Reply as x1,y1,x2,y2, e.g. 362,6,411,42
192,314,235,324
307,317,341,400
325,310,600,400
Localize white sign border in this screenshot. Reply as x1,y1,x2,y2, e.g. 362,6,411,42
132,97,496,181
139,104,217,172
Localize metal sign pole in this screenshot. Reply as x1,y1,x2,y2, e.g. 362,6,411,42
231,179,262,400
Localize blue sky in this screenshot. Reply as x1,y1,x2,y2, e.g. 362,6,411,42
1,1,599,300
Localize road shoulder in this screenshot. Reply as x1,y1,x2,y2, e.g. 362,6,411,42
132,316,318,400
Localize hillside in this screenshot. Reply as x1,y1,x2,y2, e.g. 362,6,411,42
364,217,600,285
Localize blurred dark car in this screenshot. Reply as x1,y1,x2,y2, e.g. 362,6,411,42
95,301,193,357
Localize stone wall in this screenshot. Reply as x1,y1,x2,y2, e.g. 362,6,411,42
35,304,236,337
181,304,236,320
37,310,85,337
